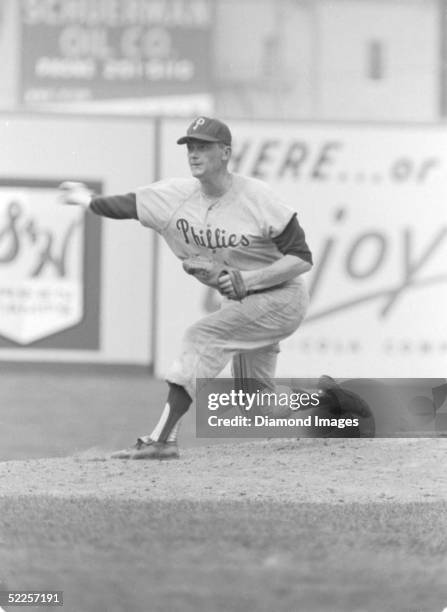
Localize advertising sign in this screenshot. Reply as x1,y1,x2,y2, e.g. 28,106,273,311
156,119,447,378
0,115,156,364
0,178,101,349
20,0,212,104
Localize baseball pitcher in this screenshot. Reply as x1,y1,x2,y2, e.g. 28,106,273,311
59,117,371,459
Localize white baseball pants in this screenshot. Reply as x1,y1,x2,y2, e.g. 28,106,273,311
165,277,309,398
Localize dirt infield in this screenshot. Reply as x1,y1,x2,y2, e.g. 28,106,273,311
1,437,447,503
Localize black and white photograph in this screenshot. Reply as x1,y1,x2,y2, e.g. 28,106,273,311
0,1,447,611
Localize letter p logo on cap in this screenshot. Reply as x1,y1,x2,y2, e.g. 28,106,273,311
193,118,206,130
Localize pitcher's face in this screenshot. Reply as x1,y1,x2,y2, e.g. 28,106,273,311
186,140,231,179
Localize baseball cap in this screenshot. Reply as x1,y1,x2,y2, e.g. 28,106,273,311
177,116,232,146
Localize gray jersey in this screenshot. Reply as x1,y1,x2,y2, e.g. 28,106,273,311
136,173,296,270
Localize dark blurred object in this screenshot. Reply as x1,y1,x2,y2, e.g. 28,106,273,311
432,383,447,411
407,396,436,425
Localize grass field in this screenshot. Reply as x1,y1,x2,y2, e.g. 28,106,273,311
1,497,447,612
1,367,447,612
0,366,232,461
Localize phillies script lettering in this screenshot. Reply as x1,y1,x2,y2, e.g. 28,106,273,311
176,218,250,249
0,200,80,277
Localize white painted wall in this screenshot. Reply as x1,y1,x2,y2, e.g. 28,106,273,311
215,0,314,118
315,0,440,120
215,0,440,121
0,0,19,108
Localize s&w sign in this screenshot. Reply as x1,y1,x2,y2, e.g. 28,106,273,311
0,181,85,344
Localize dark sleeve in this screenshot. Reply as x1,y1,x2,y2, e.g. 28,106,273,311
90,193,138,220
272,213,313,264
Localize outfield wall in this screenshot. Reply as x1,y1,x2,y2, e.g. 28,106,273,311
156,119,447,378
0,114,154,365
0,114,446,376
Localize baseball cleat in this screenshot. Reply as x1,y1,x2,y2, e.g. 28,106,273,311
149,441,180,460
317,375,373,419
111,438,179,460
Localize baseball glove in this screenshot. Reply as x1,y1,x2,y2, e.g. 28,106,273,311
182,256,247,300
